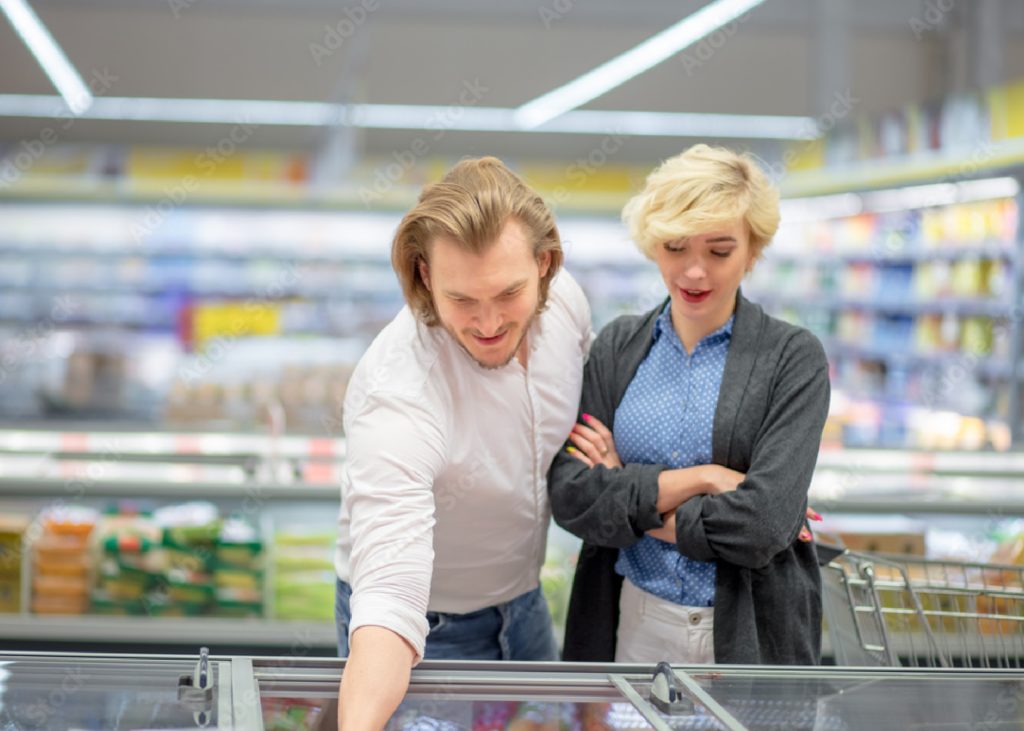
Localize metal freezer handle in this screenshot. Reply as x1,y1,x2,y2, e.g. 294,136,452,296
177,646,214,727
649,661,695,716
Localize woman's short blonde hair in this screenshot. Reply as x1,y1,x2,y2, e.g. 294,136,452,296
392,156,563,326
622,144,780,260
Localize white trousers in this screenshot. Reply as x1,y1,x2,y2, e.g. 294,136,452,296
615,578,715,664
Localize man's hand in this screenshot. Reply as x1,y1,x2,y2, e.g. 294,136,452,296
338,626,416,731
565,413,622,469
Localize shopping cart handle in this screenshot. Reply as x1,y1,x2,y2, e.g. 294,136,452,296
815,542,847,565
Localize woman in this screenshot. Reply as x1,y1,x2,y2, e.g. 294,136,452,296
548,144,830,665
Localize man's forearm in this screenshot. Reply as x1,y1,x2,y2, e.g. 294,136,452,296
338,626,417,731
656,465,710,514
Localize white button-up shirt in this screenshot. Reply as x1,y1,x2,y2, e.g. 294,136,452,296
335,271,591,660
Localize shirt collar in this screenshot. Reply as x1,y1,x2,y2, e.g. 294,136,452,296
653,300,734,351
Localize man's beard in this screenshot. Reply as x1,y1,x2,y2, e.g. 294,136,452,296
444,309,538,370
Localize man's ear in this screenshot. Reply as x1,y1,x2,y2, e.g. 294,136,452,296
537,251,552,279
418,258,431,291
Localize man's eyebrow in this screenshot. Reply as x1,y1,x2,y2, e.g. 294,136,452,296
443,280,528,299
498,279,528,294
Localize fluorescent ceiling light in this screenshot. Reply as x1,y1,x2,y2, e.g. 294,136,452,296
514,0,768,129
0,94,817,140
0,0,92,115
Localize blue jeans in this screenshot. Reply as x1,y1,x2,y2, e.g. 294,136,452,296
335,578,558,661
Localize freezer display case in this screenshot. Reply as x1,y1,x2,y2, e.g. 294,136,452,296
3,651,1024,730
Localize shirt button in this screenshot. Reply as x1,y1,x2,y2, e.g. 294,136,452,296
689,614,701,626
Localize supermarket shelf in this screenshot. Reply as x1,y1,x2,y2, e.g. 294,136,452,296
768,243,1017,264
0,476,337,501
811,496,1024,516
0,429,345,459
0,176,634,215
0,282,401,299
810,472,1024,514
823,339,1011,379
779,137,1024,197
0,614,336,647
754,293,1014,318
0,246,392,265
816,448,1024,475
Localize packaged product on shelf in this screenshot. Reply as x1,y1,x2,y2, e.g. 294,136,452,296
31,506,97,615
213,517,264,618
272,527,334,621
154,502,220,614
950,259,988,298
987,259,1010,299
93,509,161,613
0,515,29,613
960,317,995,356
913,314,943,354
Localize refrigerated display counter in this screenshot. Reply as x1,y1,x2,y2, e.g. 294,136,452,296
3,651,1024,731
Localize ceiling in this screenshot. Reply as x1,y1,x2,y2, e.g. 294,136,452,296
1,0,1023,167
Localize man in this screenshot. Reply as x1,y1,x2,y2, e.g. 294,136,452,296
335,157,591,730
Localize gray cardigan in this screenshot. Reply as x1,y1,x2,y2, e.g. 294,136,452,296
548,291,830,664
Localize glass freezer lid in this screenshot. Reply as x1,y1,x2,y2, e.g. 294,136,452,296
251,659,1024,730
641,666,1024,731
0,652,225,731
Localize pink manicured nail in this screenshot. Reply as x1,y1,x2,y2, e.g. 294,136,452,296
809,510,823,521
582,413,592,422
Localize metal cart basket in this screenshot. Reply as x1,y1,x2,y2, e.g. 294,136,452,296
819,543,1024,668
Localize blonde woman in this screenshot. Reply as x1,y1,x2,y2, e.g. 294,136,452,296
548,144,829,665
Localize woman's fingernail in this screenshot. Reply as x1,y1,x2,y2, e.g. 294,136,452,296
567,446,578,454
809,510,823,521
582,413,592,422
799,529,812,542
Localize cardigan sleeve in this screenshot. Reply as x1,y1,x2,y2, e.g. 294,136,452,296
674,329,830,570
547,321,667,549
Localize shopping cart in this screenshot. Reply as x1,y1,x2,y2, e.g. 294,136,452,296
818,542,1024,668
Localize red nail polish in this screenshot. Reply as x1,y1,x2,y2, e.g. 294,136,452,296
582,413,592,422
810,510,823,521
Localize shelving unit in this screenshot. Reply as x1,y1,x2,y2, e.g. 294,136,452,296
754,172,1024,450
0,428,1022,649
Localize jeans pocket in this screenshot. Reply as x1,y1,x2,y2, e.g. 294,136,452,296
427,611,447,635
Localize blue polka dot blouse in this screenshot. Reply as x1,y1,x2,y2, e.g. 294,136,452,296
613,301,733,608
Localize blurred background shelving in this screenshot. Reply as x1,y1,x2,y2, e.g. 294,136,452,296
4,0,1024,657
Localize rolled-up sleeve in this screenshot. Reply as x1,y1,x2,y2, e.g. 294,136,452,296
345,391,447,662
